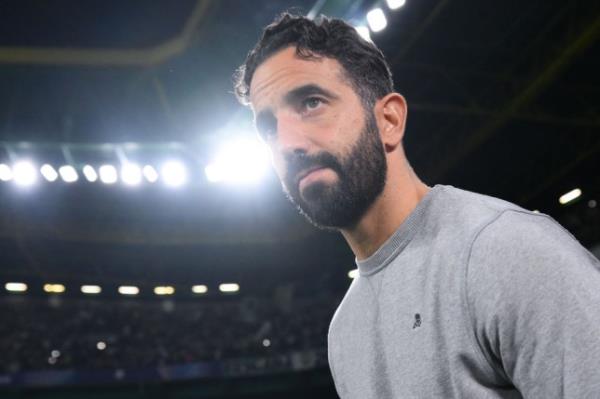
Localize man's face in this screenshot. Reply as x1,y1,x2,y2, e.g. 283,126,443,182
250,47,387,229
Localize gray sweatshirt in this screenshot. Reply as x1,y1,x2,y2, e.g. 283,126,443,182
328,185,600,398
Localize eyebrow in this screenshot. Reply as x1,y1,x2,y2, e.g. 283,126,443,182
282,84,339,106
254,84,339,134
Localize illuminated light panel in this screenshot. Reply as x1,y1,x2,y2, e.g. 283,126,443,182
192,285,208,294
40,164,59,182
121,163,142,186
559,188,582,205
205,138,270,184
262,338,271,347
96,341,107,350
161,161,187,187
81,285,102,294
5,282,27,292
355,26,371,42
58,165,78,183
99,165,118,184
367,8,387,32
83,165,98,182
154,286,175,296
43,283,66,293
348,269,359,279
143,165,158,183
0,164,13,181
386,0,406,10
13,161,37,186
118,285,139,295
219,283,239,293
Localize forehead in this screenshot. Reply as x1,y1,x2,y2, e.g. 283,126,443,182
249,47,350,110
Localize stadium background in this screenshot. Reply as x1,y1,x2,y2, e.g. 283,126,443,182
0,0,598,397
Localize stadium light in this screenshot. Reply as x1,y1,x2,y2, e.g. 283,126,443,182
192,285,208,294
143,165,158,183
262,338,271,347
118,285,139,295
386,0,406,10
13,161,37,186
96,341,107,350
205,138,270,184
121,163,142,186
348,269,359,279
219,283,240,293
154,286,175,296
0,164,12,181
83,165,98,182
81,285,102,294
43,283,66,293
58,165,78,183
355,26,371,42
160,161,187,187
40,164,59,182
367,8,387,32
5,282,27,292
559,188,582,205
99,164,118,184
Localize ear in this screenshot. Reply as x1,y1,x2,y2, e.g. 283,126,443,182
374,93,407,153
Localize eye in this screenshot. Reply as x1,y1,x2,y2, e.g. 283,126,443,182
301,97,325,113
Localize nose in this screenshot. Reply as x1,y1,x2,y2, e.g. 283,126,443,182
274,111,310,156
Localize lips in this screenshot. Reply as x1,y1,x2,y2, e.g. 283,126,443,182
296,166,326,188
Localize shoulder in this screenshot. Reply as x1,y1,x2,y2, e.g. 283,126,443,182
466,209,600,310
470,210,598,277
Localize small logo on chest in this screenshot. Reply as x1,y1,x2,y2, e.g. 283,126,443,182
413,313,422,329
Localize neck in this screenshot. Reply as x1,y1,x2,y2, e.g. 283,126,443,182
341,162,430,261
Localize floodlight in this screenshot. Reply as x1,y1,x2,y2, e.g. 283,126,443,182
348,269,359,279
43,283,66,293
13,161,37,186
5,282,27,292
81,285,102,294
58,165,78,183
99,165,118,184
118,285,139,295
154,286,175,295
367,8,387,32
355,26,371,42
0,164,12,181
143,165,158,183
559,188,582,205
205,138,270,184
192,285,208,294
219,283,240,293
160,161,187,187
83,165,98,182
121,163,142,186
96,341,107,350
40,164,59,182
386,0,406,10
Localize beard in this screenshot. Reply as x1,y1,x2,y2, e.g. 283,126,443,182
281,111,387,230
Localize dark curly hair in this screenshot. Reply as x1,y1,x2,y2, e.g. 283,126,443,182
233,13,394,110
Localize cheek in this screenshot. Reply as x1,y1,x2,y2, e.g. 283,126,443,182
270,149,287,181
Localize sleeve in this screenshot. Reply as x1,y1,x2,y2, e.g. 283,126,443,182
466,210,600,398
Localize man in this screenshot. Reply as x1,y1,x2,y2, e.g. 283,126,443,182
233,13,600,398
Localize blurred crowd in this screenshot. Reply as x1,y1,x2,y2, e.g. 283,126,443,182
0,288,341,374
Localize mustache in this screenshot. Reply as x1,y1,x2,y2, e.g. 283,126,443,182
284,151,343,186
